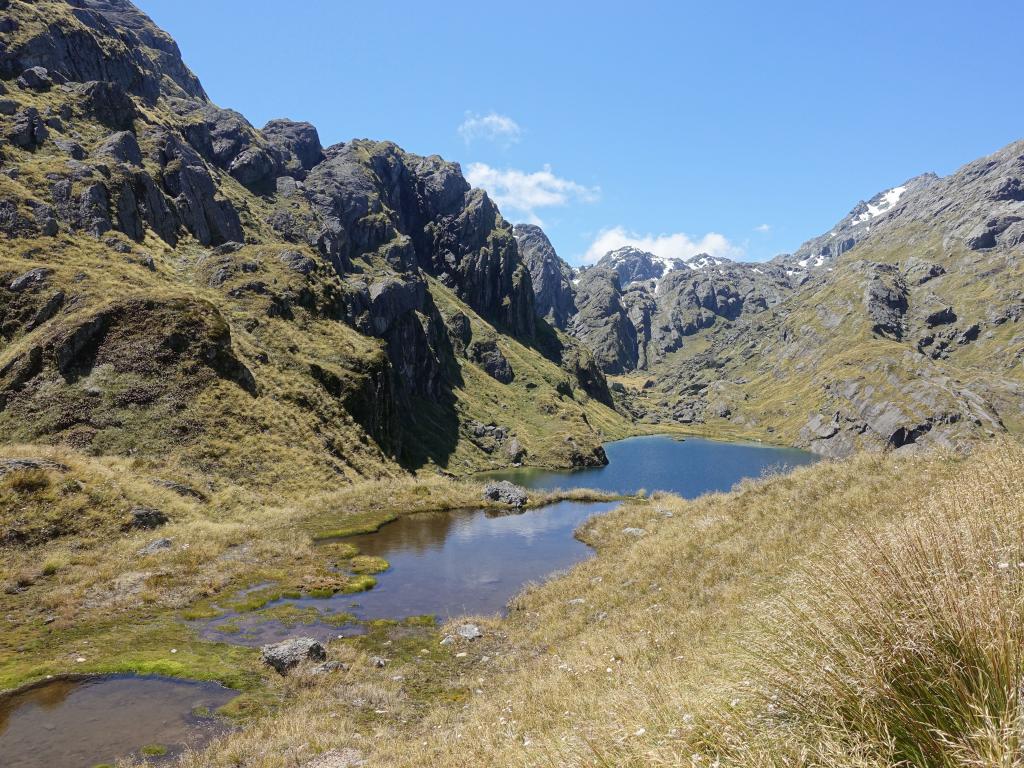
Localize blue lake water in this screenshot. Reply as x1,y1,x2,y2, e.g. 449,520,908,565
482,434,817,496
195,435,815,635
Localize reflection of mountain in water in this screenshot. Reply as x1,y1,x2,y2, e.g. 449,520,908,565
346,509,461,556
0,678,78,734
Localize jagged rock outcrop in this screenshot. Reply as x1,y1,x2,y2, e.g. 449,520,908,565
513,223,576,328
634,140,1024,457
569,268,638,374
0,0,617,478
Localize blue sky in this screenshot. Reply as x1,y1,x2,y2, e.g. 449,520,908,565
137,0,1024,265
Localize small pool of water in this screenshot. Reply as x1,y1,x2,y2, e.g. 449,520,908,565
198,436,814,632
482,435,817,495
0,674,237,768
316,500,619,620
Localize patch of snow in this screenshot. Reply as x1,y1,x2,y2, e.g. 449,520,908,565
852,185,907,225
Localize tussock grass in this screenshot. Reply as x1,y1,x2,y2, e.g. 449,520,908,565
717,442,1024,767
172,441,1024,768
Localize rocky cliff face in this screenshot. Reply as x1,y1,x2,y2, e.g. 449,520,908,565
513,223,576,329
535,243,796,375
623,140,1024,456
511,136,1024,458
0,0,619,481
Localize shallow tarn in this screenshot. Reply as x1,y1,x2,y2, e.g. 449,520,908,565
200,436,816,632
0,674,237,768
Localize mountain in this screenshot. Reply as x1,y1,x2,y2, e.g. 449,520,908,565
520,140,1024,457
0,0,621,488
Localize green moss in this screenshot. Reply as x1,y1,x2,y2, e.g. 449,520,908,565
312,509,398,540
350,555,389,575
180,603,222,621
319,541,359,559
140,744,168,757
342,574,377,593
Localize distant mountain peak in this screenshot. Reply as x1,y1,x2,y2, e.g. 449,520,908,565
686,253,732,270
597,246,687,287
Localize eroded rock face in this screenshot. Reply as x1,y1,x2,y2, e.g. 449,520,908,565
303,141,536,338
1,0,207,101
0,0,617,476
570,268,638,374
862,263,908,339
514,223,576,328
262,119,323,176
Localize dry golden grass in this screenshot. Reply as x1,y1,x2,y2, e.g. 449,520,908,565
0,442,616,692
162,441,1024,768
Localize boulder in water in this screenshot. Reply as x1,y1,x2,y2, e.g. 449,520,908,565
482,480,528,507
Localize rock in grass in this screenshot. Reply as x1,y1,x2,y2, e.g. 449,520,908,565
303,748,366,768
506,437,526,463
456,623,483,640
17,66,52,92
129,506,168,529
622,527,647,537
482,480,528,508
137,537,173,556
261,637,326,675
9,268,52,292
0,457,67,476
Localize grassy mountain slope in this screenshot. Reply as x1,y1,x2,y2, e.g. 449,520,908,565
153,440,1023,768
0,0,623,494
609,140,1024,455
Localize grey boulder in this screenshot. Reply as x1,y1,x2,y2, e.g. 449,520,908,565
129,506,168,529
137,537,173,556
456,623,483,640
17,66,52,92
482,480,527,507
261,637,326,675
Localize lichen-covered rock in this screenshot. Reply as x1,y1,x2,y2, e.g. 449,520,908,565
569,268,638,374
137,537,172,555
279,250,316,275
16,66,52,91
260,637,326,675
262,118,323,176
9,268,52,292
482,480,527,507
93,130,142,166
506,436,525,463
6,107,48,149
456,623,483,640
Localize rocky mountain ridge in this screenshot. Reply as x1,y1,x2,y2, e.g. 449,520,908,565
518,139,1024,456
0,0,620,486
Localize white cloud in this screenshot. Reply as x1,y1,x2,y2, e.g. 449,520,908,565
754,223,772,233
581,227,745,265
458,112,522,145
465,163,600,225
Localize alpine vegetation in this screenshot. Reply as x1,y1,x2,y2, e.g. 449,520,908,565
0,2,1022,767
